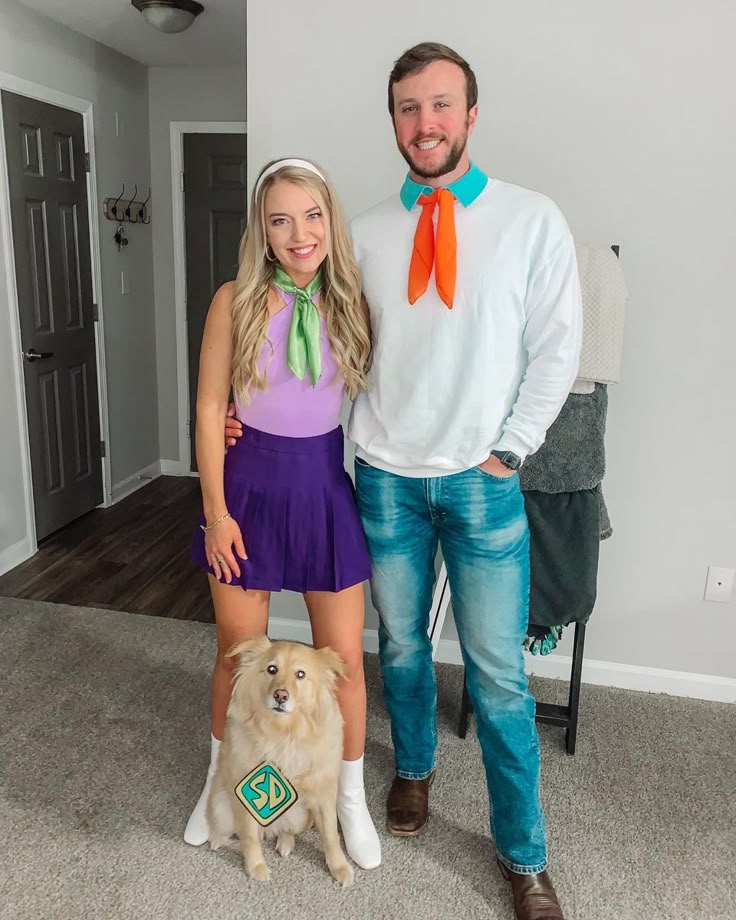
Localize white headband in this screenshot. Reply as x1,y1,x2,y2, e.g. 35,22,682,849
254,158,326,197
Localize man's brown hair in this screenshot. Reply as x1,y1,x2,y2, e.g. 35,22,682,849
387,42,478,116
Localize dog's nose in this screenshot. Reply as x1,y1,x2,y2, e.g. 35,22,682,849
274,689,289,704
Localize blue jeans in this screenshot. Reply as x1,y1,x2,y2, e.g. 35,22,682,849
355,460,547,874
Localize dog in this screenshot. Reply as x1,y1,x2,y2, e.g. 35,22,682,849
206,635,354,887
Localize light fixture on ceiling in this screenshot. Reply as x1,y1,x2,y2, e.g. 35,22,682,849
131,0,204,34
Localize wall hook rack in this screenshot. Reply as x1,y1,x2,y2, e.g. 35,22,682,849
103,185,152,225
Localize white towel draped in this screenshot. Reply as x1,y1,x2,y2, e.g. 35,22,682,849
571,243,628,393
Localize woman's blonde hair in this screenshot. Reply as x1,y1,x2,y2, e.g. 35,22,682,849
231,160,370,403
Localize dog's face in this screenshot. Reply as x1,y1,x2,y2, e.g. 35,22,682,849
227,636,347,724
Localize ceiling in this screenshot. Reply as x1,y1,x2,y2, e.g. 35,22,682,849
16,0,245,67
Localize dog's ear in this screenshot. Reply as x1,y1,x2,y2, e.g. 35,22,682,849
316,646,349,682
226,634,271,663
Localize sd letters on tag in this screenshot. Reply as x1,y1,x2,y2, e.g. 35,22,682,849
235,762,298,827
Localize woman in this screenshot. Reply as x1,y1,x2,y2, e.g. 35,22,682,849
186,158,380,870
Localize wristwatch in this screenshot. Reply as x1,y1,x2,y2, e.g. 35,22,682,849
490,449,522,471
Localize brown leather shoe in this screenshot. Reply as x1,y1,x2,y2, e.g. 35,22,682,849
386,771,435,836
497,859,565,920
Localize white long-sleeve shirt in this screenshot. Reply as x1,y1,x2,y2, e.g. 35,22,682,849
347,174,582,478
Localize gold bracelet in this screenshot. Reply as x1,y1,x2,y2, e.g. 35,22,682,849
200,512,231,533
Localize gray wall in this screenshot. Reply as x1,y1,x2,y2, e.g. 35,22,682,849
0,0,158,556
147,66,246,464
248,0,736,677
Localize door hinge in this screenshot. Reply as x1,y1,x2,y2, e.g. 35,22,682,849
179,171,185,193
92,303,99,321
84,152,90,172
100,440,106,458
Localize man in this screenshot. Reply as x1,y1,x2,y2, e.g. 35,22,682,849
228,43,580,920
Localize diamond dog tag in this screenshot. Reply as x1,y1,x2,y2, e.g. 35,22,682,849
235,762,298,827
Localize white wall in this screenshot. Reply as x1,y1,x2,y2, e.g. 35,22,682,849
147,66,246,464
0,0,158,557
248,0,736,679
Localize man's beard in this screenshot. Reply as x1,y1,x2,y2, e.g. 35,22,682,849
397,127,468,180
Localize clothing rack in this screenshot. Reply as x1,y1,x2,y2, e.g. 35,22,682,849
431,244,620,756
428,568,586,755
457,623,587,755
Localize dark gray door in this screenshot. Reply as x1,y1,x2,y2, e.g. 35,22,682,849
2,91,102,540
184,132,247,471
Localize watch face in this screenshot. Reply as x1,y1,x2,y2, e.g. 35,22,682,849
493,450,521,470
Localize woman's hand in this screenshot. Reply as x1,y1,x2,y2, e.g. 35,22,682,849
204,516,248,584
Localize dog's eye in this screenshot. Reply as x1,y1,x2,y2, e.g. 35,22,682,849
296,670,306,680
267,664,278,675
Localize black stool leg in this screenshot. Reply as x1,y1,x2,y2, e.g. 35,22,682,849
458,671,473,738
565,622,586,755
458,625,587,752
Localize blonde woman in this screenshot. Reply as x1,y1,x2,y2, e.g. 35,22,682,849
186,159,380,870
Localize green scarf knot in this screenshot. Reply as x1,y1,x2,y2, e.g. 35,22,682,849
273,265,324,386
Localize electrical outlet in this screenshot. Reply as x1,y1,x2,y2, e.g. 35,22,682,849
703,566,734,603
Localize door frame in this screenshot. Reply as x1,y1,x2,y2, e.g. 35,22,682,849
0,71,112,560
170,120,247,476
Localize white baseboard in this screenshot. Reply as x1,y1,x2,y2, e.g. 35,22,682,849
110,461,162,505
267,617,736,704
159,460,179,476
160,459,198,477
524,654,736,704
0,536,35,577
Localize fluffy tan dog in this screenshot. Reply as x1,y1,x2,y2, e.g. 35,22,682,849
206,635,354,887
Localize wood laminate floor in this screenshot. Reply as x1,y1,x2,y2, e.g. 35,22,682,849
0,477,213,622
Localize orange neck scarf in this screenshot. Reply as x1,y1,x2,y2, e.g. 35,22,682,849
408,188,457,310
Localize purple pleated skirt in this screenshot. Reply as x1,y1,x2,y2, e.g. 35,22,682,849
191,424,372,593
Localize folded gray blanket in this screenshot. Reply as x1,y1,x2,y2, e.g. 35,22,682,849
520,383,607,493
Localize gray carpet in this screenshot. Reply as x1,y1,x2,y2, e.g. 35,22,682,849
0,597,733,920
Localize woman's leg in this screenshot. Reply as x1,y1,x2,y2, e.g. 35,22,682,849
209,576,271,739
305,583,381,869
184,576,270,846
305,583,366,759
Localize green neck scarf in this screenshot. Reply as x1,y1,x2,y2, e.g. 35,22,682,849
272,265,324,386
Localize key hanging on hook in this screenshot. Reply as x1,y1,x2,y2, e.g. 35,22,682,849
114,224,128,251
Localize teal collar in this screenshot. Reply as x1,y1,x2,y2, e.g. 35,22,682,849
399,162,488,211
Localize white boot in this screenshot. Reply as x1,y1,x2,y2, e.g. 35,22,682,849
337,755,381,869
184,734,221,846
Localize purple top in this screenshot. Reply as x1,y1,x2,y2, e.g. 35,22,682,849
235,290,345,437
